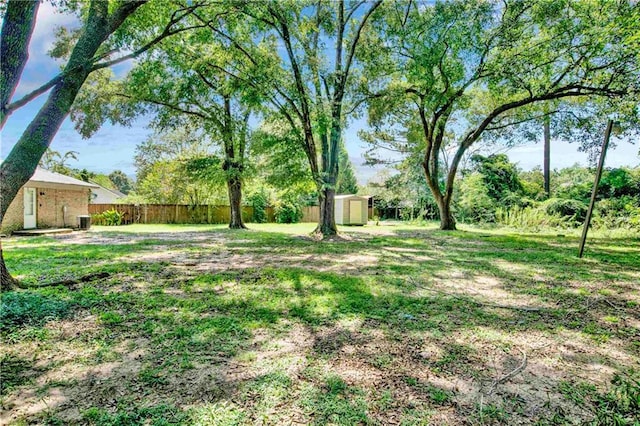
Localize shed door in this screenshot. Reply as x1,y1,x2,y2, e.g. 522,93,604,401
349,200,362,224
24,188,37,229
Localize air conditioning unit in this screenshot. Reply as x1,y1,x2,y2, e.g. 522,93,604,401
78,215,91,230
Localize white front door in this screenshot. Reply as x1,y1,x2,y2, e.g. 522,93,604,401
23,188,37,229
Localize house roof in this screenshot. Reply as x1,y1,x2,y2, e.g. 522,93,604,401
29,168,99,188
91,183,125,198
90,184,126,203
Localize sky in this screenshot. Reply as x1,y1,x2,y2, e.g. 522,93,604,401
1,4,638,185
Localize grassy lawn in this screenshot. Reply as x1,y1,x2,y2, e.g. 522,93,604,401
1,223,639,425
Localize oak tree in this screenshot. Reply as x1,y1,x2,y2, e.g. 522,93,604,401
364,0,639,230
231,0,383,235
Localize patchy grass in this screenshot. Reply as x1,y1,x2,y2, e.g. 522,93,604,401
1,222,639,425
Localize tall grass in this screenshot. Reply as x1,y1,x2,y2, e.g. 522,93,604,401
495,206,571,230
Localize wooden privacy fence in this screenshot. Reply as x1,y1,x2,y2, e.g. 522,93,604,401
90,204,253,224
90,204,324,224
301,206,319,223
89,204,374,225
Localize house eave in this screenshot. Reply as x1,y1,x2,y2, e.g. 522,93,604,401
24,181,97,191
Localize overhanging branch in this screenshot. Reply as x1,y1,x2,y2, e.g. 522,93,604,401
3,2,202,120
116,92,210,120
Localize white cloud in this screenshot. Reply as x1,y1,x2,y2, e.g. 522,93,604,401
30,2,79,56
12,2,79,100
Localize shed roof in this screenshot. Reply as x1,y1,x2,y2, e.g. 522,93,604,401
334,194,372,199
28,168,99,188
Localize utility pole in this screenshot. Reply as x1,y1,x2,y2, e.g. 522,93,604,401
543,116,551,196
578,119,614,258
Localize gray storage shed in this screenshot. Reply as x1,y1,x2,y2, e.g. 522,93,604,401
334,194,369,225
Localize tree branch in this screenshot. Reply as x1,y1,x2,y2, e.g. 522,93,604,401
342,0,383,83
485,109,560,132
91,23,207,72
345,1,367,23
4,76,61,117
191,10,259,66
461,84,627,152
106,1,147,34
3,1,201,122
346,91,386,115
194,68,219,92
0,0,40,127
116,92,210,120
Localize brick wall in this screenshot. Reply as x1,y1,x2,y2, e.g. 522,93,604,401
36,188,90,228
1,186,91,234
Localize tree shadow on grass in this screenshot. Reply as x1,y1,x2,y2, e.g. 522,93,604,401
0,265,483,423
4,237,181,287
0,354,38,395
2,227,639,424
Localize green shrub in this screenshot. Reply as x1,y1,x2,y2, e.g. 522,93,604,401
471,153,523,202
90,213,102,225
274,201,303,223
593,196,640,231
502,193,536,209
599,168,639,198
552,166,594,202
541,198,587,223
0,292,72,332
520,169,546,201
92,208,124,226
456,172,496,223
247,190,269,223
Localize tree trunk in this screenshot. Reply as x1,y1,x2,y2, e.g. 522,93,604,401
421,147,457,231
1,241,17,291
1,0,40,127
0,1,144,284
316,187,337,236
543,117,551,197
227,174,246,229
436,196,456,230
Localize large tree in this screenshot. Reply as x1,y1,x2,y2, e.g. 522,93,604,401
251,116,316,194
336,148,359,194
109,170,133,194
220,0,383,235
72,11,258,228
0,0,205,288
364,0,639,230
131,127,227,206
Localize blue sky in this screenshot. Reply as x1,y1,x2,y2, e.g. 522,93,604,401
2,3,638,184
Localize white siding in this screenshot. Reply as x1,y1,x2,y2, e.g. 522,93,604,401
335,198,345,225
